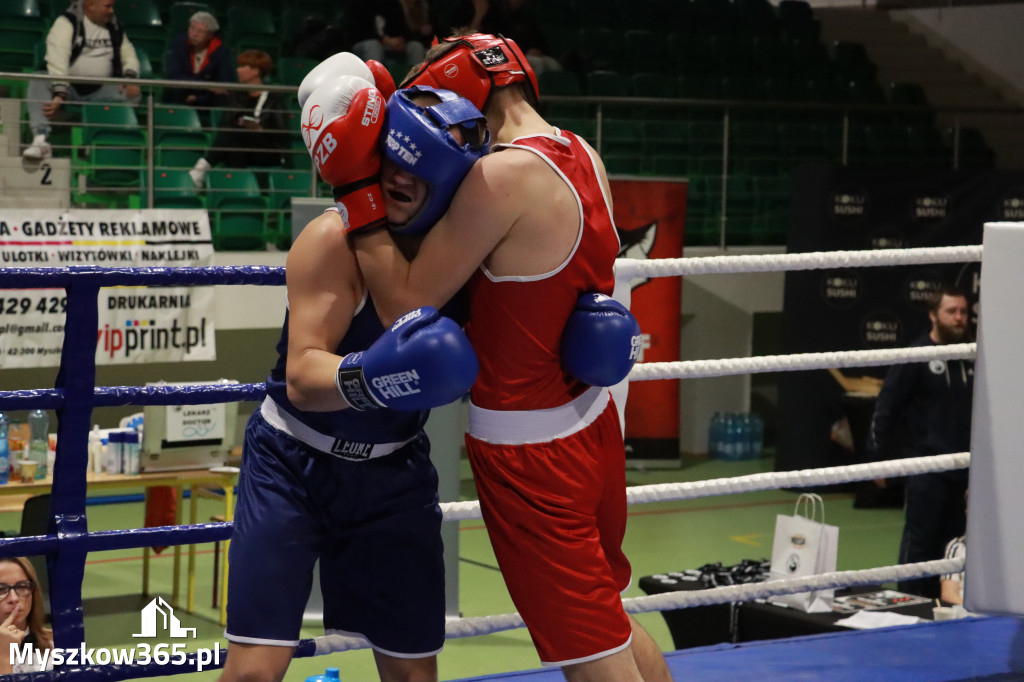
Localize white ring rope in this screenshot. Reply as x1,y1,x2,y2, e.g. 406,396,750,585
629,343,976,381
441,452,968,522
311,557,964,653
624,452,969,505
614,245,983,280
314,247,984,659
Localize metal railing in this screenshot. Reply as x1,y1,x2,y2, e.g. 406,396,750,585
3,71,1023,249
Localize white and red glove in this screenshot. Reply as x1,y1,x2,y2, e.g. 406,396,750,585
366,59,396,102
300,76,387,234
297,52,396,108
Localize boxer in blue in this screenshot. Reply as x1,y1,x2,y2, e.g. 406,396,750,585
219,55,489,682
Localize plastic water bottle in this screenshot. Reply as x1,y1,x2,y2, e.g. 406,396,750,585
718,413,732,460
0,413,9,485
106,430,124,475
305,668,340,682
708,412,722,458
750,413,764,459
735,413,751,460
124,431,140,476
28,409,49,479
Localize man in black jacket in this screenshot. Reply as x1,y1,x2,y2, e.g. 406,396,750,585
869,286,973,598
23,0,141,160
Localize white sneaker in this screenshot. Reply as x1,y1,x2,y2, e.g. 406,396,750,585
23,135,51,160
189,157,211,189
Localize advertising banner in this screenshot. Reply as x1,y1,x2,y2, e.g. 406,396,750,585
0,209,216,368
611,177,687,463
778,165,1024,474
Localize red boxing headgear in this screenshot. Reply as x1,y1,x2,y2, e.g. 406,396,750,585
405,33,539,112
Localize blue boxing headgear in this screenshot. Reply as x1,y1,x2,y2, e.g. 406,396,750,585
382,85,490,235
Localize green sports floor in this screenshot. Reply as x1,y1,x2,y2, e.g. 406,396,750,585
6,454,906,681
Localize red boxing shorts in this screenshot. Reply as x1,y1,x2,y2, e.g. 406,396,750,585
465,386,633,666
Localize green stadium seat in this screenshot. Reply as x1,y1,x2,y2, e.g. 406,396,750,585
623,30,671,75
152,105,207,168
601,118,643,156
586,70,632,118
266,169,314,249
78,102,143,146
0,0,45,33
153,169,206,209
538,70,586,119
643,120,689,157
206,168,269,250
0,30,39,72
117,0,164,37
226,7,279,59
539,70,582,97
277,57,318,87
73,108,147,206
549,118,596,145
631,72,680,120
538,23,579,63
578,27,622,73
153,105,207,144
688,120,726,156
135,48,155,79
648,156,690,177
131,36,167,73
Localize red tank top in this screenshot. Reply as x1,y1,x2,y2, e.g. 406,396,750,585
466,130,619,411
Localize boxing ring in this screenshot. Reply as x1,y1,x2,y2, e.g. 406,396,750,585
1,232,1022,680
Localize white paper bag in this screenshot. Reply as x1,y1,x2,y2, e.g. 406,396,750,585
769,493,839,613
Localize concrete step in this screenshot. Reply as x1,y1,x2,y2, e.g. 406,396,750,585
0,155,71,209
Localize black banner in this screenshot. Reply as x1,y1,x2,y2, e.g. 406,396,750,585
777,164,1024,477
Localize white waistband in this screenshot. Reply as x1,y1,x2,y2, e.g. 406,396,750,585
260,397,416,461
467,385,609,445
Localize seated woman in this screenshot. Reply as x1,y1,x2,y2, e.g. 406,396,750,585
189,49,287,188
0,557,54,674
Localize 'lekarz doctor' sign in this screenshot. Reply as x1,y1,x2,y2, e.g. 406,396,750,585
0,209,216,368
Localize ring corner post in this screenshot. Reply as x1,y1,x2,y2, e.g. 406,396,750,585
49,278,101,649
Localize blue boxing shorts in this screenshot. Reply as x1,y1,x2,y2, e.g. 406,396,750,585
225,410,445,657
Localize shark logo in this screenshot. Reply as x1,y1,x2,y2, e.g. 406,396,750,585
616,221,657,291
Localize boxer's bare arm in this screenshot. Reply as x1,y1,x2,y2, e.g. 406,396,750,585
284,211,364,411
355,149,573,325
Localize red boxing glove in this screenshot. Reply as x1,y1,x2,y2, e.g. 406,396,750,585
301,76,387,234
366,60,397,102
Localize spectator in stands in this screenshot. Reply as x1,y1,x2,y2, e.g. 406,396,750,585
23,0,141,160
163,11,234,110
349,0,428,68
445,0,563,74
189,50,286,189
0,557,53,674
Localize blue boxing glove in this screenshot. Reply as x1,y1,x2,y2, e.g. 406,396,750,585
337,307,478,411
561,293,642,387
